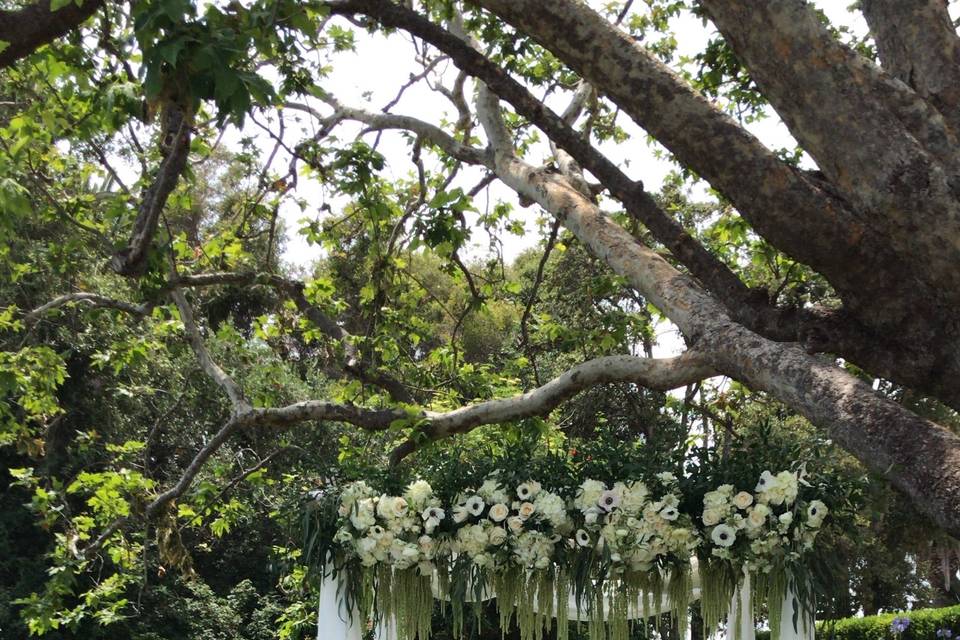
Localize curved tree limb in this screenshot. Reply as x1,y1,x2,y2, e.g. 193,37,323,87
388,352,717,464
170,289,250,414
24,292,151,323
0,0,104,69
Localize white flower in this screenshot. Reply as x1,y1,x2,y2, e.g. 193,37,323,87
747,503,771,529
806,500,828,527
478,478,509,505
621,482,649,513
350,499,376,530
656,472,678,485
404,480,433,509
776,471,799,505
452,502,470,524
733,491,754,510
534,492,568,528
489,527,508,546
711,524,737,548
418,535,436,556
584,507,602,526
702,507,723,527
778,512,794,528
755,470,775,493
660,506,679,521
488,503,510,522
376,495,408,520
466,495,485,517
507,516,525,534
517,481,542,500
422,506,444,522
598,489,621,512
518,502,537,520
576,479,606,512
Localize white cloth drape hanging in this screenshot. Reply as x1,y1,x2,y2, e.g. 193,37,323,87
316,565,364,640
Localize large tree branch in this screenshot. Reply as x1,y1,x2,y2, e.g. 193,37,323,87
0,0,104,69
860,0,960,137
468,0,895,300
170,289,250,414
697,0,960,309
24,292,151,323
388,352,716,464
111,103,193,277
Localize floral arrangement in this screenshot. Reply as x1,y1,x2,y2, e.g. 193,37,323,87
697,467,829,640
312,466,832,640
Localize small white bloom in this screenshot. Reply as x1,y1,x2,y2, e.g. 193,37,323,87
778,512,794,528
466,495,485,517
702,507,723,527
489,503,510,522
576,479,606,512
404,480,433,509
755,470,775,493
733,491,754,510
518,502,536,520
517,481,542,500
584,507,602,526
747,503,771,529
507,516,525,534
660,506,679,521
711,524,737,548
656,472,677,485
598,489,621,512
806,500,828,527
489,527,508,546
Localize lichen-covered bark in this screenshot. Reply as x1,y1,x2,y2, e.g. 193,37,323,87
861,0,960,136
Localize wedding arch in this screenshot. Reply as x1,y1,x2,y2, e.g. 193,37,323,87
308,468,828,640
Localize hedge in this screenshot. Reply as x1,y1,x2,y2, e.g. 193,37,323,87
753,605,960,640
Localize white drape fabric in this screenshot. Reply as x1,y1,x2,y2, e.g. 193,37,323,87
724,571,756,640
316,566,364,640
319,565,810,640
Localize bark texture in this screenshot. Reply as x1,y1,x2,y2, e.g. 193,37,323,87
0,0,104,69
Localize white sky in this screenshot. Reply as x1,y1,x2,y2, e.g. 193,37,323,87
227,1,871,361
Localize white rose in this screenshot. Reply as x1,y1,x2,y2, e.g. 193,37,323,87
778,512,794,528
711,524,737,548
733,491,754,510
702,508,723,527
518,502,536,520
507,516,525,534
489,503,510,522
747,503,771,529
489,527,508,546
584,507,602,526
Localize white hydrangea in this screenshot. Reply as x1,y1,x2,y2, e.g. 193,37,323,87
576,479,606,512
534,491,568,528
403,480,434,510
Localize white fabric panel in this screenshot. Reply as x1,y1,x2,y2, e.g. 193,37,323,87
778,584,814,640
374,616,398,640
724,571,756,640
317,567,364,640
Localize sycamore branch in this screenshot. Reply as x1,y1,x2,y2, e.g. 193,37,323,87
387,352,716,464
0,0,104,69
24,292,151,323
170,289,250,413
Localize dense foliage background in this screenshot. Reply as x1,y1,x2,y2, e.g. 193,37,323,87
2,0,959,638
